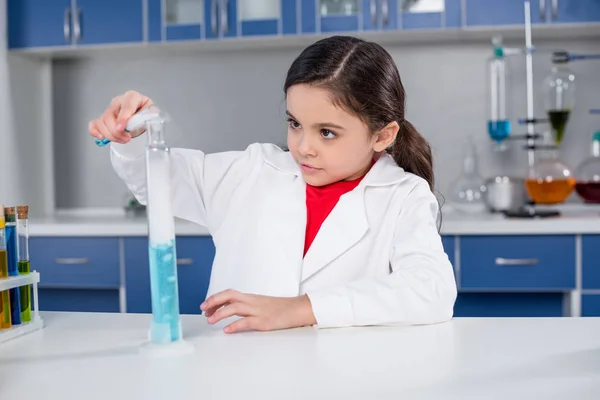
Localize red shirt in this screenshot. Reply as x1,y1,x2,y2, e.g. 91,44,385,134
303,176,365,257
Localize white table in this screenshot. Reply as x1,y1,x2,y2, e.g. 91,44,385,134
1,312,599,399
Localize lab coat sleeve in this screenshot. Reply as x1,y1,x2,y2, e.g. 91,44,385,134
109,135,261,233
306,180,458,329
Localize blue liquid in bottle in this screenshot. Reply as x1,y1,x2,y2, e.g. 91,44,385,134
488,120,511,143
6,225,21,325
148,241,181,343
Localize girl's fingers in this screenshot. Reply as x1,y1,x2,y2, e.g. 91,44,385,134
88,121,104,140
224,317,259,334
201,289,244,312
203,302,231,317
95,118,121,144
207,302,254,324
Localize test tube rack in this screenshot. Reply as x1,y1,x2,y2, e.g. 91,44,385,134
0,272,43,344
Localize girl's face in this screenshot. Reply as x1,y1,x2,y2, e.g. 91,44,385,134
286,84,395,187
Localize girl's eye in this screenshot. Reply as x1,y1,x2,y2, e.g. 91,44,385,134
321,129,337,140
287,118,301,130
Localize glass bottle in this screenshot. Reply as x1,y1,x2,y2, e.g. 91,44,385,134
17,205,32,323
449,137,487,213
526,132,575,204
486,37,512,147
143,108,183,345
543,64,576,145
575,132,600,203
0,206,12,330
4,207,21,326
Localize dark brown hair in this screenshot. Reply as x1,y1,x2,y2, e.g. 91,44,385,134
283,35,434,191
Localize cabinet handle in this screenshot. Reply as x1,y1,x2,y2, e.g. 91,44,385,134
73,7,81,41
382,0,389,27
540,0,546,21
63,7,71,42
211,0,218,35
55,257,89,265
176,258,194,265
370,0,377,26
220,0,229,35
551,0,558,20
495,257,539,266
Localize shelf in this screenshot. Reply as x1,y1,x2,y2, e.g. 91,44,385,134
0,272,40,291
9,23,600,60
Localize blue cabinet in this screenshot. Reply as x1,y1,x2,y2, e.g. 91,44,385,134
75,0,143,45
552,0,600,24
459,235,576,290
124,236,215,315
30,237,120,289
582,294,600,317
205,0,237,39
582,235,600,289
454,292,565,317
38,288,120,313
441,235,455,269
7,0,143,49
362,0,398,31
465,0,543,26
7,0,73,49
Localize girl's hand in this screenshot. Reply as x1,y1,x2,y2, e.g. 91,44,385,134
88,90,153,144
200,290,317,334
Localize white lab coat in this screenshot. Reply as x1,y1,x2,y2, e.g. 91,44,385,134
110,138,457,328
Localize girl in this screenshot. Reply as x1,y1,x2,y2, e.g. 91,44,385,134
88,35,457,334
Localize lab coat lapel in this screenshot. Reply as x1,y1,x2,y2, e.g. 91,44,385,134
301,187,368,282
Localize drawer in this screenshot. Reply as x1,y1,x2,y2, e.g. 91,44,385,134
454,292,565,317
582,235,600,289
460,235,576,290
582,294,600,317
37,288,120,313
30,237,120,288
125,236,215,314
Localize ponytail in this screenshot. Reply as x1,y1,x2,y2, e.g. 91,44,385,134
387,120,434,191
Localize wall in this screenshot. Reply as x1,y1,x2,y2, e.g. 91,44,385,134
49,36,600,210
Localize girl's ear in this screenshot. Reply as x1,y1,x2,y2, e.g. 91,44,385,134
373,121,399,152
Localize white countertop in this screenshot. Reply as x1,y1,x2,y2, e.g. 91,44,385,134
1,312,599,399
26,204,600,236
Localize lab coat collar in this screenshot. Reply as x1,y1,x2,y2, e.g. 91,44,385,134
264,147,407,187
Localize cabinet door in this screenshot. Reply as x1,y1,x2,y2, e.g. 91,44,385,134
465,0,543,26
7,0,73,49
205,0,238,39
363,0,398,31
441,235,455,269
239,0,297,36
582,294,600,317
38,288,120,313
125,236,215,314
75,0,143,45
153,0,204,42
582,235,600,289
454,292,565,317
551,0,600,24
401,0,460,29
316,0,361,33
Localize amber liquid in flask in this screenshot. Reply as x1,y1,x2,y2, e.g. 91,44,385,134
525,178,576,204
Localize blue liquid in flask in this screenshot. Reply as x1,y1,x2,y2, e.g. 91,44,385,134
148,240,182,343
488,120,511,143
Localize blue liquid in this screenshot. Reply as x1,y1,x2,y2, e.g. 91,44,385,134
6,226,21,325
148,241,181,344
488,120,511,142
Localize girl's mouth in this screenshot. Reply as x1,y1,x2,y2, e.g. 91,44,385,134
300,162,322,174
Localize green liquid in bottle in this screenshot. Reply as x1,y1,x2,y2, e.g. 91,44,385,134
0,250,11,329
18,260,31,322
548,109,570,144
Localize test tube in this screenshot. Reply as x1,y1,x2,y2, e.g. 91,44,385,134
17,205,31,323
4,207,21,326
487,37,512,145
144,113,182,344
0,205,12,330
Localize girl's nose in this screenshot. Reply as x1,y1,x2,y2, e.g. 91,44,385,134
297,134,317,157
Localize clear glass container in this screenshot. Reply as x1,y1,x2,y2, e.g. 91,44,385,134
526,132,575,204
16,205,32,323
166,0,204,25
575,132,600,203
543,64,575,145
448,137,487,213
320,0,358,16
